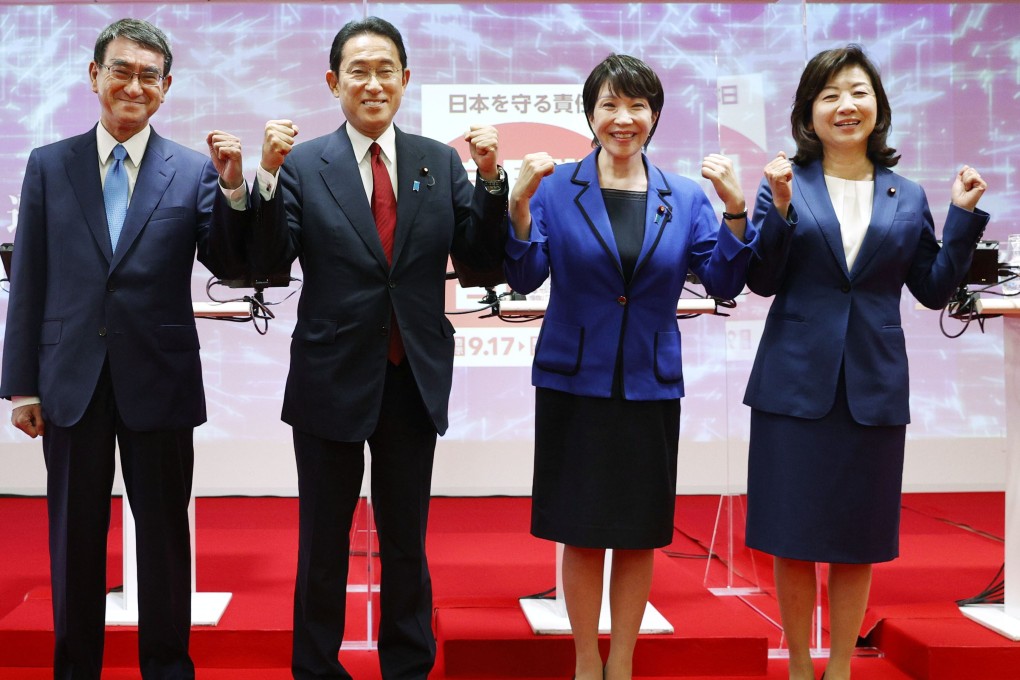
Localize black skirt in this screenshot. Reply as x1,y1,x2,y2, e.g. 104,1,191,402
745,372,906,564
531,387,681,549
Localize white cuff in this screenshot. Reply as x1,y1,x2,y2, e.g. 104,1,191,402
219,179,249,211
12,396,41,408
256,164,279,201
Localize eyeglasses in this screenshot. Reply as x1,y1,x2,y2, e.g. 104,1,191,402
99,63,165,88
342,67,400,84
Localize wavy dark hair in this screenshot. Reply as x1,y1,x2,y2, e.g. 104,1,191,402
330,16,407,74
582,54,664,149
94,18,172,76
790,44,899,168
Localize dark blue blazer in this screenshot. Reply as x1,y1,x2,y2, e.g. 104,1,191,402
743,160,989,426
504,150,757,401
248,124,507,440
0,126,246,430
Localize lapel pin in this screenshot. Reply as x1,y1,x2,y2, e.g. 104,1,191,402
413,180,421,192
887,187,896,196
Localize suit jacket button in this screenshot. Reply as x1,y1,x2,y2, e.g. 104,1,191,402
380,326,388,336
841,283,851,293
106,284,116,292
99,327,107,337
388,280,397,289
617,296,627,306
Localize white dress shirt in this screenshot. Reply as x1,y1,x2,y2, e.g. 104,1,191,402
824,174,874,272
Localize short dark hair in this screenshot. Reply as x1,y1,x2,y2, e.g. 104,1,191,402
582,54,664,149
94,18,173,76
329,16,407,75
790,44,898,168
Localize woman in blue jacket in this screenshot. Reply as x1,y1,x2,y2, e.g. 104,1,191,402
505,54,757,680
744,45,988,680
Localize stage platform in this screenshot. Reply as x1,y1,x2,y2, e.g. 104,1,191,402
0,494,1015,679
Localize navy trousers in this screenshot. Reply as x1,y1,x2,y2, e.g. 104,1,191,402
42,362,195,679
291,361,438,680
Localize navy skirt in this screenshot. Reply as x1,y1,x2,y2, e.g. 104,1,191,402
745,373,906,564
531,387,681,550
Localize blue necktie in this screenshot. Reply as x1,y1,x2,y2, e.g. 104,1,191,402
104,144,129,250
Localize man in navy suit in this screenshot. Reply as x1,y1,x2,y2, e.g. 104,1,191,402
0,18,247,679
243,16,507,680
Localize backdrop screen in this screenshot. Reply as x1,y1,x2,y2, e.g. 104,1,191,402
0,2,1015,494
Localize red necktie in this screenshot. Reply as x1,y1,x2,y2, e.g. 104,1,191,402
370,142,404,364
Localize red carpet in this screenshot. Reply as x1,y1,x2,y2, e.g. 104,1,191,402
0,494,1015,679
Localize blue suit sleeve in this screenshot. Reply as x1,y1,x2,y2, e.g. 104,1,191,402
249,160,304,278
0,150,46,399
198,159,250,280
687,189,757,300
747,177,798,298
906,198,989,309
503,182,551,295
449,147,508,272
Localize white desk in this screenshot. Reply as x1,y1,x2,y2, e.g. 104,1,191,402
192,301,251,318
959,297,1020,639
975,298,1020,315
106,497,232,626
106,302,246,626
499,297,719,319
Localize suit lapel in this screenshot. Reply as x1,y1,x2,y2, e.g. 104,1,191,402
573,152,673,282
634,162,673,279
110,130,174,273
848,166,897,278
574,152,623,277
66,128,114,264
318,125,389,270
797,161,849,277
392,127,426,268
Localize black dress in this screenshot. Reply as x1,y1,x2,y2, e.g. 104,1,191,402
531,189,682,550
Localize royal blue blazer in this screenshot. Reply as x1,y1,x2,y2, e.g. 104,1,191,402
743,160,989,426
504,150,757,401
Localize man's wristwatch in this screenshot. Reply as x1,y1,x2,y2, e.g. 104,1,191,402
482,166,507,194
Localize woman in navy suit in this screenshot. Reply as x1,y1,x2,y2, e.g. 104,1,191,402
744,45,989,680
505,54,757,680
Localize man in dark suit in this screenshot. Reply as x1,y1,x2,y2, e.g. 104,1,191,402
245,16,507,680
0,18,247,679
